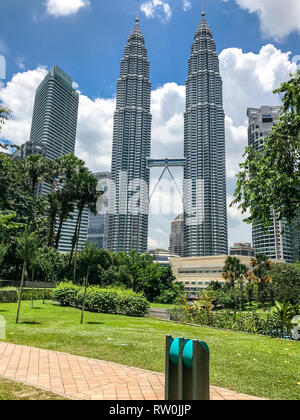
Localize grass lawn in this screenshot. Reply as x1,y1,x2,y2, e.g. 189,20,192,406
0,377,67,400
0,300,299,400
149,303,175,309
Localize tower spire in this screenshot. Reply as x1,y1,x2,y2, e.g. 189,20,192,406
136,0,140,23
202,0,205,17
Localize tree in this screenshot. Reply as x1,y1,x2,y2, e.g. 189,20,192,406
0,243,9,269
222,256,248,289
35,246,62,303
0,106,12,136
231,71,300,229
15,229,39,324
270,263,300,305
68,169,102,281
250,254,272,305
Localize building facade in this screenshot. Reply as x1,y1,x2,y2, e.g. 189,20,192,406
169,214,184,257
87,172,110,249
247,106,294,263
11,141,46,161
170,255,253,293
107,17,152,254
230,243,254,258
183,12,228,257
29,65,88,253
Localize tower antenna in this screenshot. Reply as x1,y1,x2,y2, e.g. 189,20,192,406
202,0,205,16
136,0,140,22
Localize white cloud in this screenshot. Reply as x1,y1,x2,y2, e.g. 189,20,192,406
0,67,48,145
45,0,90,17
222,0,300,40
182,0,192,12
219,44,296,125
141,0,172,23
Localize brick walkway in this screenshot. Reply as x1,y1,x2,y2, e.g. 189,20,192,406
0,342,264,400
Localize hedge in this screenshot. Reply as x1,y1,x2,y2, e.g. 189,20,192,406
0,287,53,303
0,288,18,303
52,282,150,317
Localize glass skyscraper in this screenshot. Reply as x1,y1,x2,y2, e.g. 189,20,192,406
87,172,110,249
183,12,228,257
30,65,88,253
107,17,152,254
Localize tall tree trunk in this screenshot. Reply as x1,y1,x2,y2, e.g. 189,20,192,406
31,269,35,309
43,275,48,304
55,218,64,250
16,260,27,324
80,267,89,325
68,206,82,270
73,208,83,283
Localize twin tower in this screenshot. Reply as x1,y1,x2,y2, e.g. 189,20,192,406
107,13,228,257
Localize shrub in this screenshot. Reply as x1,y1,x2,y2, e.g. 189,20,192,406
117,289,149,317
0,287,18,303
52,282,150,317
170,300,295,339
52,282,80,306
77,287,119,314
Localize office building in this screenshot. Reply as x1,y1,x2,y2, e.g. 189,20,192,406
87,172,110,249
107,16,152,254
30,65,88,253
230,243,254,258
169,214,184,257
183,11,228,257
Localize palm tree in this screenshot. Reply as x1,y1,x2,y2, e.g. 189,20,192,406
250,254,272,305
222,256,248,288
68,169,102,281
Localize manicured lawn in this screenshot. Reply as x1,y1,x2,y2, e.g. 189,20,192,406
0,301,299,400
0,377,67,400
149,303,175,309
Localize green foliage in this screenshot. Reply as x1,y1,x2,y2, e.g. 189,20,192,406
170,301,295,339
0,287,18,303
273,299,299,338
16,229,40,263
0,288,53,303
270,263,300,304
222,256,248,288
0,243,9,268
51,282,80,307
0,106,12,134
52,282,150,317
232,71,300,227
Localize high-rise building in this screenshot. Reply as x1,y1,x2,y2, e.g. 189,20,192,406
107,17,152,254
30,65,88,253
30,66,79,161
169,214,184,257
183,12,228,257
247,106,294,263
87,172,110,249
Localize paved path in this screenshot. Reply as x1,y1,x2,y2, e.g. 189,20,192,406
0,342,264,400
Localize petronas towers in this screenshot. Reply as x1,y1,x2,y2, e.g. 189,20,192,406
107,12,228,256
183,13,228,256
107,17,152,253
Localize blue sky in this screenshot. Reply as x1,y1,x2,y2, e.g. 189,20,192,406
0,0,299,250
1,0,299,96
